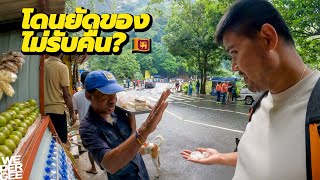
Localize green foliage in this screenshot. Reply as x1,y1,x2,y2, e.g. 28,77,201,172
88,55,108,71
273,0,320,69
134,71,144,80
109,50,141,79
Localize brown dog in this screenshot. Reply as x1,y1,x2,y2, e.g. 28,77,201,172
139,135,164,177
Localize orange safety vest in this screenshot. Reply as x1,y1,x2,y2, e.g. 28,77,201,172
216,84,221,92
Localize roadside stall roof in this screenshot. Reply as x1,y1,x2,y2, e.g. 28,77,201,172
0,0,65,29
210,77,239,82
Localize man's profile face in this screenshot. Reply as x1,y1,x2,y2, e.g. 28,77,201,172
222,29,272,92
89,90,117,115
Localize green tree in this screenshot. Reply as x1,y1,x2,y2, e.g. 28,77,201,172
163,0,228,94
160,56,179,78
88,55,108,71
273,0,320,69
109,50,141,79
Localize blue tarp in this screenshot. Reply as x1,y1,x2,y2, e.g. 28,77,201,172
210,77,238,82
210,77,239,96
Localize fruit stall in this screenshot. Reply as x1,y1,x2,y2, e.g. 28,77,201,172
0,0,81,179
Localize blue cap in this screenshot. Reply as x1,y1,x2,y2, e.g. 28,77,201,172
85,71,125,94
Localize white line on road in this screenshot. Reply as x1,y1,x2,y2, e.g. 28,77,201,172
150,96,248,115
165,110,243,133
180,102,248,115
184,120,244,133
165,110,183,120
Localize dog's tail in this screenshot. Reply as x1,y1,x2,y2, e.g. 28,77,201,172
155,135,164,147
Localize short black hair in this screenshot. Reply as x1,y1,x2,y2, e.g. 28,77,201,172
215,0,294,46
80,71,90,85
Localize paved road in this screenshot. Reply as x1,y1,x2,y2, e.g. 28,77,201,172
75,82,251,180
132,83,250,180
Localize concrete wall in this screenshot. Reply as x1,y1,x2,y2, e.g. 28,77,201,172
0,30,40,112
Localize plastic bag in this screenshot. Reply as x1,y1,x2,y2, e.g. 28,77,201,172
0,70,17,83
10,51,25,58
4,61,18,73
0,81,15,97
117,92,151,111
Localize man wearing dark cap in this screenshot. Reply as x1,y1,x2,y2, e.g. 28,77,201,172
181,0,320,180
79,70,170,179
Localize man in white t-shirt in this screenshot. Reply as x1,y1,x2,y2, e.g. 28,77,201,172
73,71,98,174
180,1,320,180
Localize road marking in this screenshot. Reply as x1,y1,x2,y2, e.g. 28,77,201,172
180,102,248,115
165,110,183,120
184,120,244,133
165,110,243,133
150,95,249,114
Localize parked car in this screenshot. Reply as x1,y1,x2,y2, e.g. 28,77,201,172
145,79,156,88
239,86,262,105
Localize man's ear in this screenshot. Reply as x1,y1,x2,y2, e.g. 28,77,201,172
85,91,93,102
259,23,278,50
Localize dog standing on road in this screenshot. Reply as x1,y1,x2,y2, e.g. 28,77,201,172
139,135,164,177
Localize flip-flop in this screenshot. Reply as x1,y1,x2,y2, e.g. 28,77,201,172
85,170,98,174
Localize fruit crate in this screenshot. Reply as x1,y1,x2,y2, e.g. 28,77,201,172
17,116,82,180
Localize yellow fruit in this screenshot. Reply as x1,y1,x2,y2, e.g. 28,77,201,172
0,132,5,145
7,110,16,119
28,99,37,107
17,127,27,136
15,104,24,111
0,152,5,165
24,102,30,108
20,122,28,129
0,113,11,122
0,115,6,127
4,139,16,151
16,114,25,120
13,119,22,127
5,124,13,133
10,107,20,114
0,145,12,157
11,131,22,139
9,135,20,146
8,121,18,131
0,127,10,138
24,119,32,126
26,116,34,121
29,107,35,113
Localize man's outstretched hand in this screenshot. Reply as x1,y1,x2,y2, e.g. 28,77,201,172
138,89,171,138
181,148,223,165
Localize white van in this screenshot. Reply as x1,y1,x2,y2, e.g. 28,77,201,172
239,86,262,105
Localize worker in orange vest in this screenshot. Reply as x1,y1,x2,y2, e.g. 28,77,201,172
222,81,229,104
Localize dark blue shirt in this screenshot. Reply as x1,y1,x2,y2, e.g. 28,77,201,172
79,106,149,180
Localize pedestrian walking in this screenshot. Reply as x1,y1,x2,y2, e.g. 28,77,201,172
232,83,237,103
196,80,200,94
222,81,228,104
227,82,233,104
215,82,222,103
188,81,193,96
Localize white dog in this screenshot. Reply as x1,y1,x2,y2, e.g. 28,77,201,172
139,135,164,177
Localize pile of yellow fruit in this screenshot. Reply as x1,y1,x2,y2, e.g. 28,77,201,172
0,99,39,165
